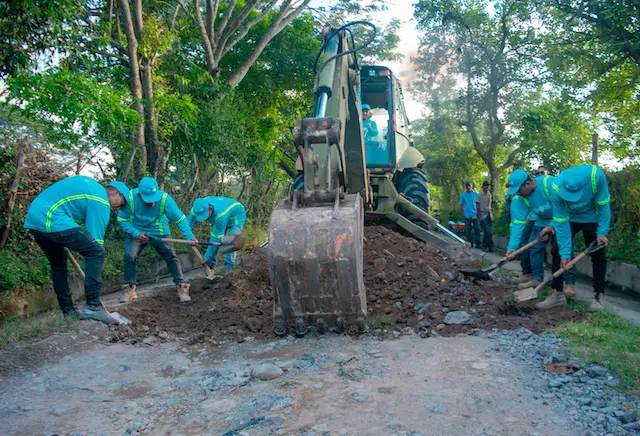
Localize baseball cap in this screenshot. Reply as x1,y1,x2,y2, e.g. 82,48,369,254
464,180,472,186
106,181,130,204
557,167,587,202
137,177,163,203
192,198,211,222
482,180,490,186
506,169,529,198
362,103,371,111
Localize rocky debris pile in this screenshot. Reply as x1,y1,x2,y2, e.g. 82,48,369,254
111,249,274,344
111,226,585,344
486,328,639,435
363,226,584,337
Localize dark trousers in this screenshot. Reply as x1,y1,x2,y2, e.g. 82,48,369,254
558,222,606,295
31,228,105,314
480,216,493,250
123,234,184,286
519,220,534,275
465,218,481,246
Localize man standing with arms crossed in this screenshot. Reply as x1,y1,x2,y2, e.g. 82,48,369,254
476,180,493,252
540,164,611,310
24,176,130,323
117,177,197,303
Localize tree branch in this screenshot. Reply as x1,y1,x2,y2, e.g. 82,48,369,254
220,0,279,59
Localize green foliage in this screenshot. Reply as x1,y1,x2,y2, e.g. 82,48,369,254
372,314,393,329
517,96,593,174
555,311,640,394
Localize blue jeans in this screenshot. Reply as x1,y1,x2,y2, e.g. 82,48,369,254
464,218,480,246
204,224,244,269
31,228,105,313
528,225,548,282
480,216,493,250
519,221,534,275
123,234,184,286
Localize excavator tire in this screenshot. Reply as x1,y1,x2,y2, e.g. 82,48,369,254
395,168,430,223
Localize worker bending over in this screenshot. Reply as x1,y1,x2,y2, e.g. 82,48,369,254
540,164,611,310
188,197,246,272
505,170,572,310
117,177,197,303
24,176,129,323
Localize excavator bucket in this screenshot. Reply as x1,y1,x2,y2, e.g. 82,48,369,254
267,193,367,336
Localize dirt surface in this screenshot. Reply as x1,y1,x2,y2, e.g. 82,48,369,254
0,334,577,436
109,226,584,345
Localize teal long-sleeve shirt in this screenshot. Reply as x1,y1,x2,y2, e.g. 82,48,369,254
506,176,556,251
552,164,611,259
117,189,194,240
187,196,246,242
24,175,111,244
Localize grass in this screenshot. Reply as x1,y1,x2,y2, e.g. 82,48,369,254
0,310,74,348
554,310,640,395
372,314,393,330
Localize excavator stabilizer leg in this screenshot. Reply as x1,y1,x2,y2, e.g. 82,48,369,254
268,194,367,336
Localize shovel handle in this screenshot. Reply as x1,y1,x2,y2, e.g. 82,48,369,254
66,250,86,281
161,237,220,247
190,246,214,276
501,238,541,264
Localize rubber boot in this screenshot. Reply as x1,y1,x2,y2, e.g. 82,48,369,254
80,304,118,325
119,284,137,303
518,280,542,290
564,284,576,297
590,294,604,311
517,274,533,283
177,283,191,303
535,291,567,310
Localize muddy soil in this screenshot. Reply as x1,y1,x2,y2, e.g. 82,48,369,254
111,226,584,344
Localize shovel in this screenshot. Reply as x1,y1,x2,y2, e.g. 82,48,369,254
461,238,541,280
513,241,606,302
188,245,218,281
160,234,245,253
66,250,132,325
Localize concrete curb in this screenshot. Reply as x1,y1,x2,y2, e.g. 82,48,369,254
492,235,640,296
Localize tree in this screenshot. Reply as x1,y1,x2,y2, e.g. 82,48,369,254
413,0,548,191
541,0,640,159
517,95,592,174
412,99,485,213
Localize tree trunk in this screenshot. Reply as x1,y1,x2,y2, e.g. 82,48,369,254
141,58,160,179
119,0,146,181
0,137,28,248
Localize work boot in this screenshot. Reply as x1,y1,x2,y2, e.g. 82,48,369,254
518,280,542,290
176,283,191,303
564,284,576,297
119,284,137,303
517,274,533,283
590,294,605,311
80,304,117,325
535,291,567,310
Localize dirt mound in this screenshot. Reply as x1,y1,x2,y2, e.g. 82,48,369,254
112,249,273,344
111,226,584,343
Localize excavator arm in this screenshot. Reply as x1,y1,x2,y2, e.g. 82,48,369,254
268,24,374,336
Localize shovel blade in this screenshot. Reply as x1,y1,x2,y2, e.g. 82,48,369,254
109,311,132,325
513,287,538,302
460,269,493,280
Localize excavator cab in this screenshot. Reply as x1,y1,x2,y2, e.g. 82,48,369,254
268,23,474,337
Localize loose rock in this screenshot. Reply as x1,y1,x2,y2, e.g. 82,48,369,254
251,363,284,381
443,311,474,325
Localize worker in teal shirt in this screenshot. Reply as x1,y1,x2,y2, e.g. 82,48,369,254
188,197,246,271
117,177,197,303
24,176,129,323
505,170,576,310
540,164,611,310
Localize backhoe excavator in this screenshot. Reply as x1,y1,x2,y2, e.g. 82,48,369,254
268,22,476,336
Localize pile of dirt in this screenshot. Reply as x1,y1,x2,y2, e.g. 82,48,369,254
112,249,274,344
111,226,585,344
